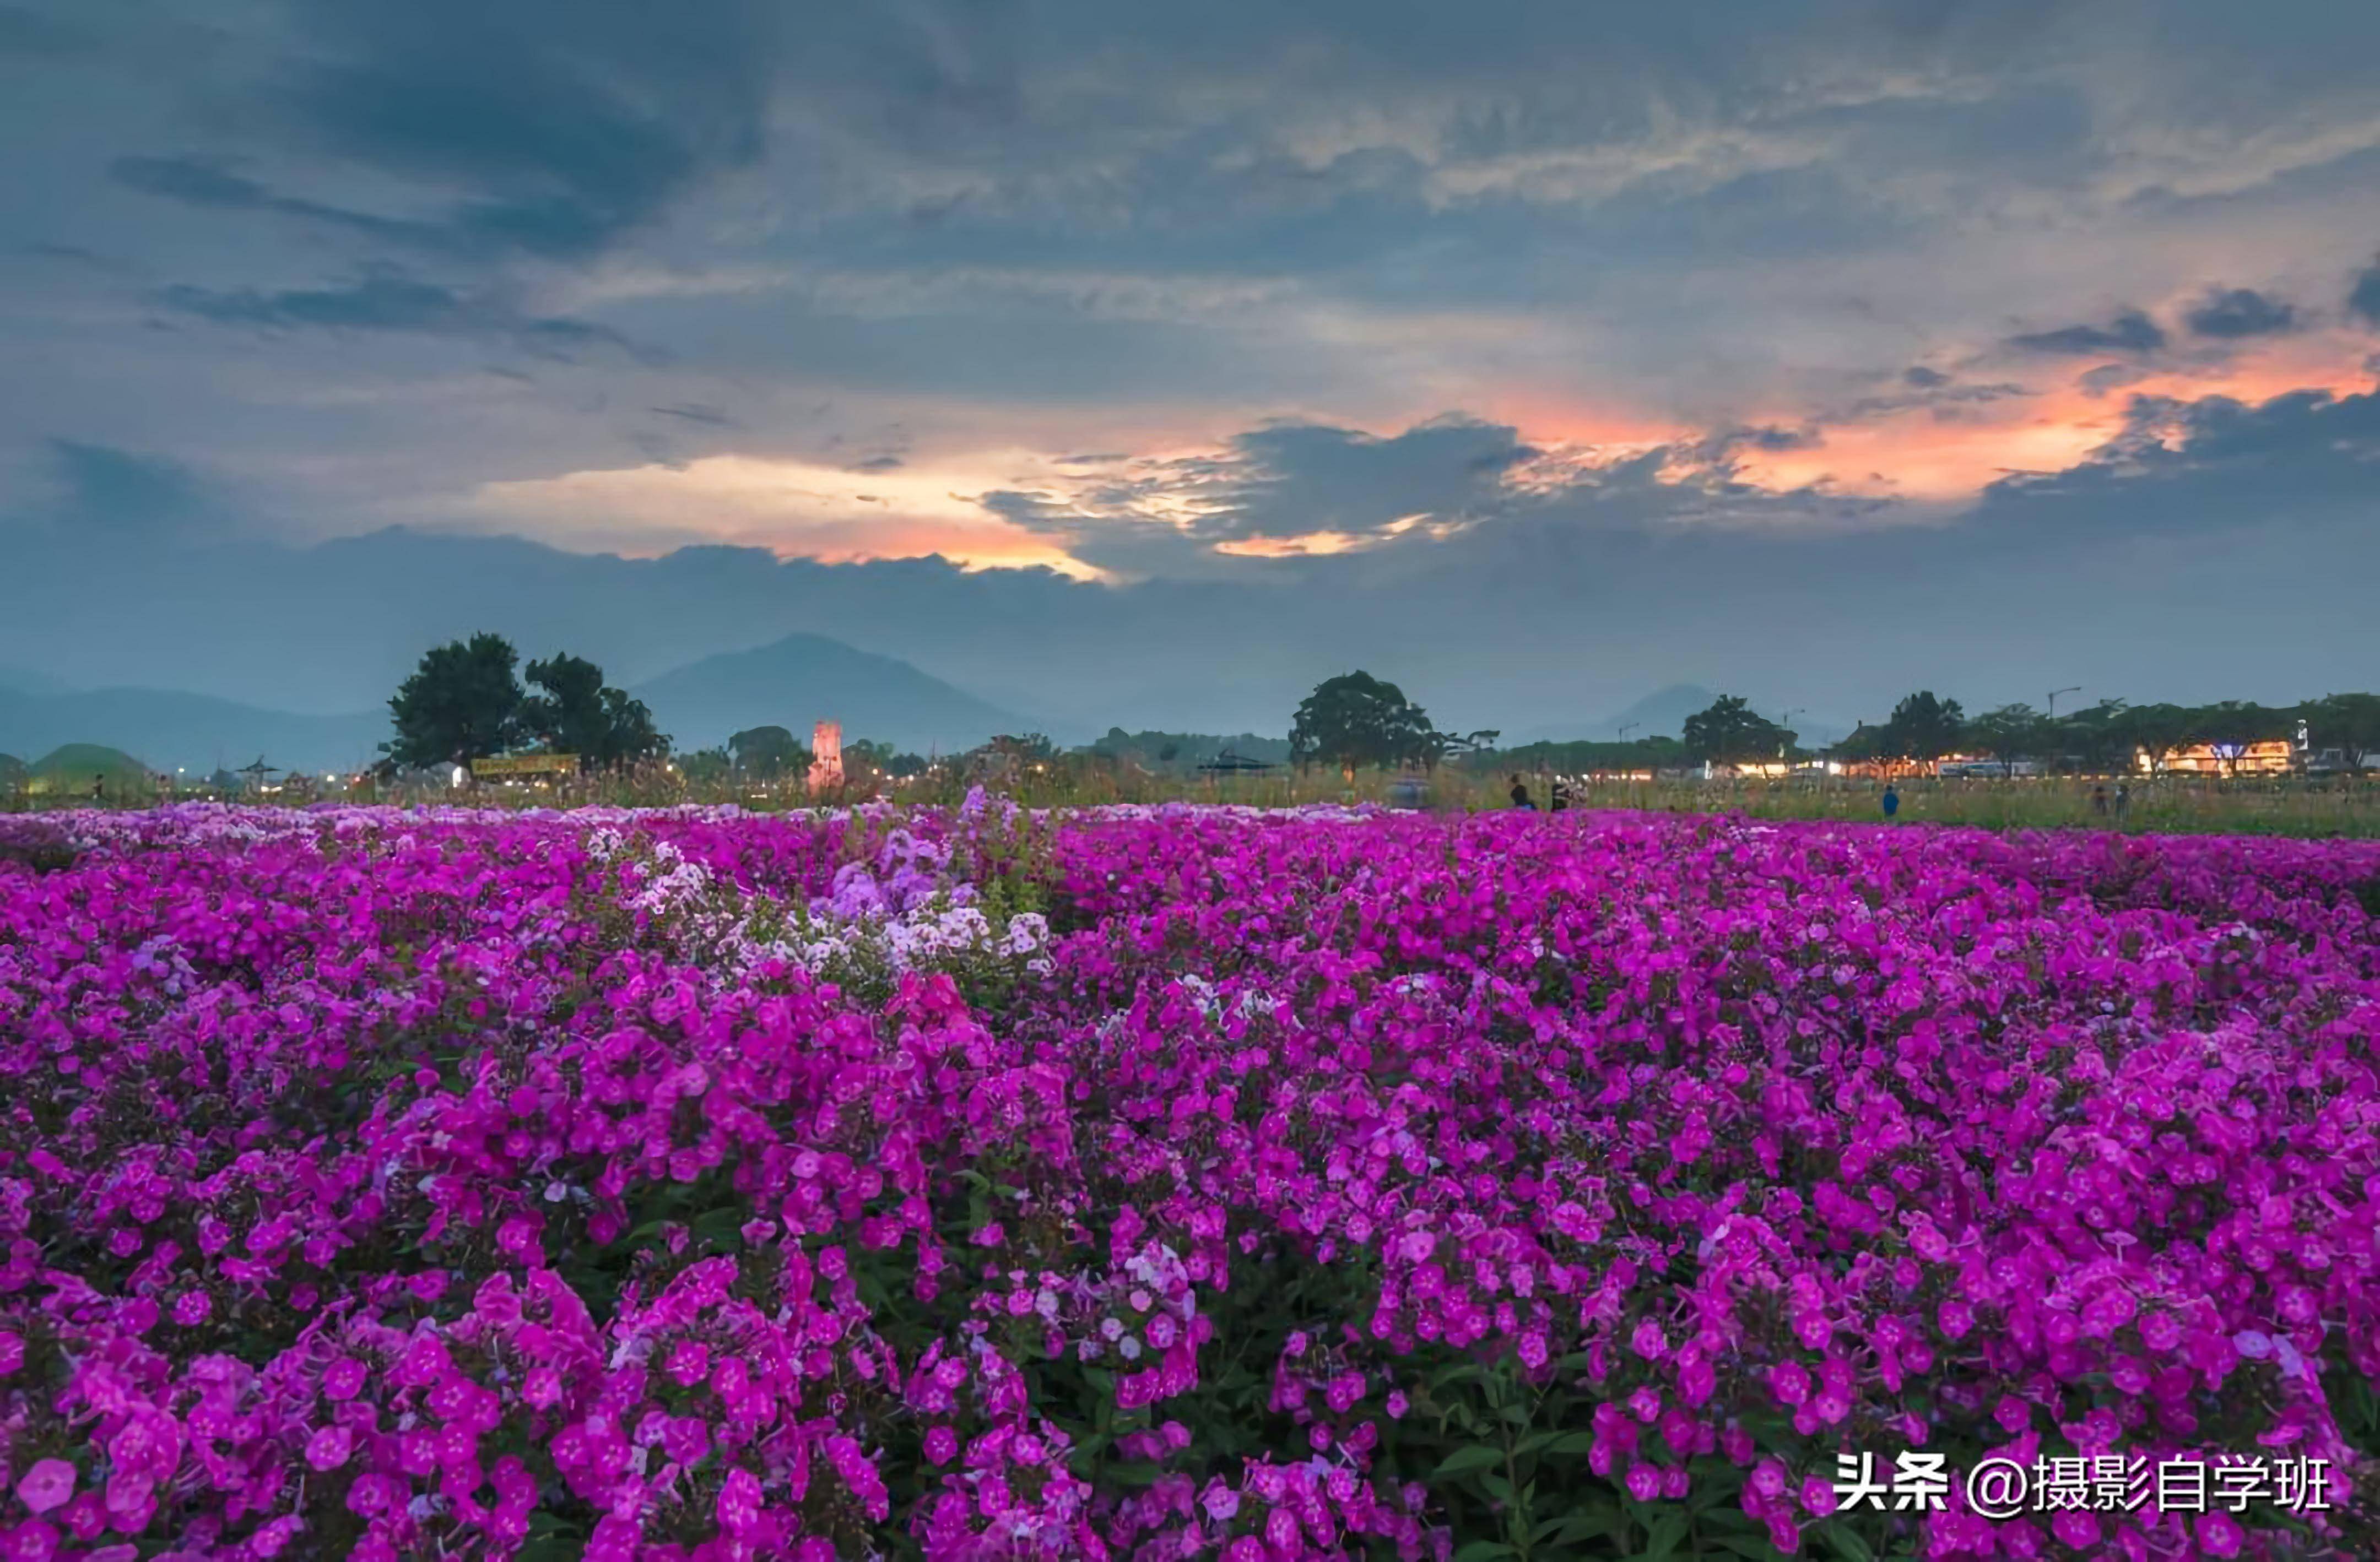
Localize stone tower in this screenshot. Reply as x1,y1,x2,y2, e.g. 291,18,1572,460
807,719,844,794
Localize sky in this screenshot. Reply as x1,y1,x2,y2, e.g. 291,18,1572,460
2,0,2378,735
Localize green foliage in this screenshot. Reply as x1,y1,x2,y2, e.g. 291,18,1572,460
1681,696,1795,766
1290,672,1441,773
728,724,809,778
521,653,670,767
387,636,667,772
1473,736,1692,774
1959,703,2045,772
384,632,527,768
1086,728,1295,773
1877,691,1964,763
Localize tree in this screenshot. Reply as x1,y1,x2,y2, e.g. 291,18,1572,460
679,747,732,784
2055,700,2132,775
2113,703,2195,777
1829,723,1887,766
518,653,669,768
384,633,525,768
1878,691,1965,765
1681,695,1792,768
1962,703,2046,776
1289,672,1438,775
886,751,931,778
728,725,808,779
2306,692,2380,772
2188,701,2289,779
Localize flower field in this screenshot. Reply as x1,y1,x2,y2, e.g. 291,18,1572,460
2,799,2378,1561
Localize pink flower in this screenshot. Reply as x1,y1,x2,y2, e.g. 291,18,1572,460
14,1460,75,1516
305,1426,355,1472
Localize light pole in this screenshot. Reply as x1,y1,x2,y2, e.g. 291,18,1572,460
1618,722,1638,743
2048,686,2081,720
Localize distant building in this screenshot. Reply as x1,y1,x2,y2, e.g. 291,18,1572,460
807,720,844,794
2139,740,2294,776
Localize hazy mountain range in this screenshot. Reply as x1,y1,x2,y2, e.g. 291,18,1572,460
0,633,1040,773
0,631,1740,774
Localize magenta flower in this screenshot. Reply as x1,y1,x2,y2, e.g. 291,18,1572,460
14,1460,76,1516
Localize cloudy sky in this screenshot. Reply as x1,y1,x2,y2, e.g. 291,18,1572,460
2,0,2377,733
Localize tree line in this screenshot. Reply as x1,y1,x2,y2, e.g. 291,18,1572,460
1279,671,2380,779
1511,691,2380,777
381,634,667,773
380,633,942,783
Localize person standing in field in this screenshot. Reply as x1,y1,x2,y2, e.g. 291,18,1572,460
1509,774,1537,810
1881,783,1899,818
2092,784,2109,817
2114,782,2130,822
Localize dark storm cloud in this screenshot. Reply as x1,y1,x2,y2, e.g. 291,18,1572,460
109,155,456,251
1695,424,1824,463
849,454,905,473
40,441,217,535
1982,383,2380,527
259,0,783,262
2005,309,2167,355
1158,417,1543,543
2351,254,2380,327
152,275,652,361
2183,287,2298,339
651,403,735,426
1902,366,1951,388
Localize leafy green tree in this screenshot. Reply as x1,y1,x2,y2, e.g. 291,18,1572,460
519,653,669,768
1962,703,2046,775
1879,691,1965,764
679,747,732,783
2113,703,2197,776
846,738,899,769
384,633,525,768
1289,672,1438,774
1681,695,1792,767
1829,723,1887,766
2054,700,2132,774
2188,701,2290,778
886,751,931,778
728,725,808,778
2305,692,2380,772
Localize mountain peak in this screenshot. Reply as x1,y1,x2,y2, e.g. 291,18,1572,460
630,634,1030,752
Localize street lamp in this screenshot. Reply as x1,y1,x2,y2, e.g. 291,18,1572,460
1618,722,1638,744
2048,686,2081,720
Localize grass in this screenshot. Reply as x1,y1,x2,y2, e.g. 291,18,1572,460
8,765,2379,838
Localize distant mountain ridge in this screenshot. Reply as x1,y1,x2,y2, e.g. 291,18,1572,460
1506,684,1854,746
0,684,385,775
629,633,1033,754
0,633,1037,772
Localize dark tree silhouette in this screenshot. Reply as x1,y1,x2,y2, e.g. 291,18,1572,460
383,633,525,768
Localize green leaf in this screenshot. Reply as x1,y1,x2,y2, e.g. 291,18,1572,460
1821,1522,1878,1562
1640,1510,1690,1560
1432,1445,1506,1479
1539,1429,1597,1456
1451,1544,1516,1562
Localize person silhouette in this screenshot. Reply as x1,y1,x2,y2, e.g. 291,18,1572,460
1508,774,1537,810
1881,783,1899,818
